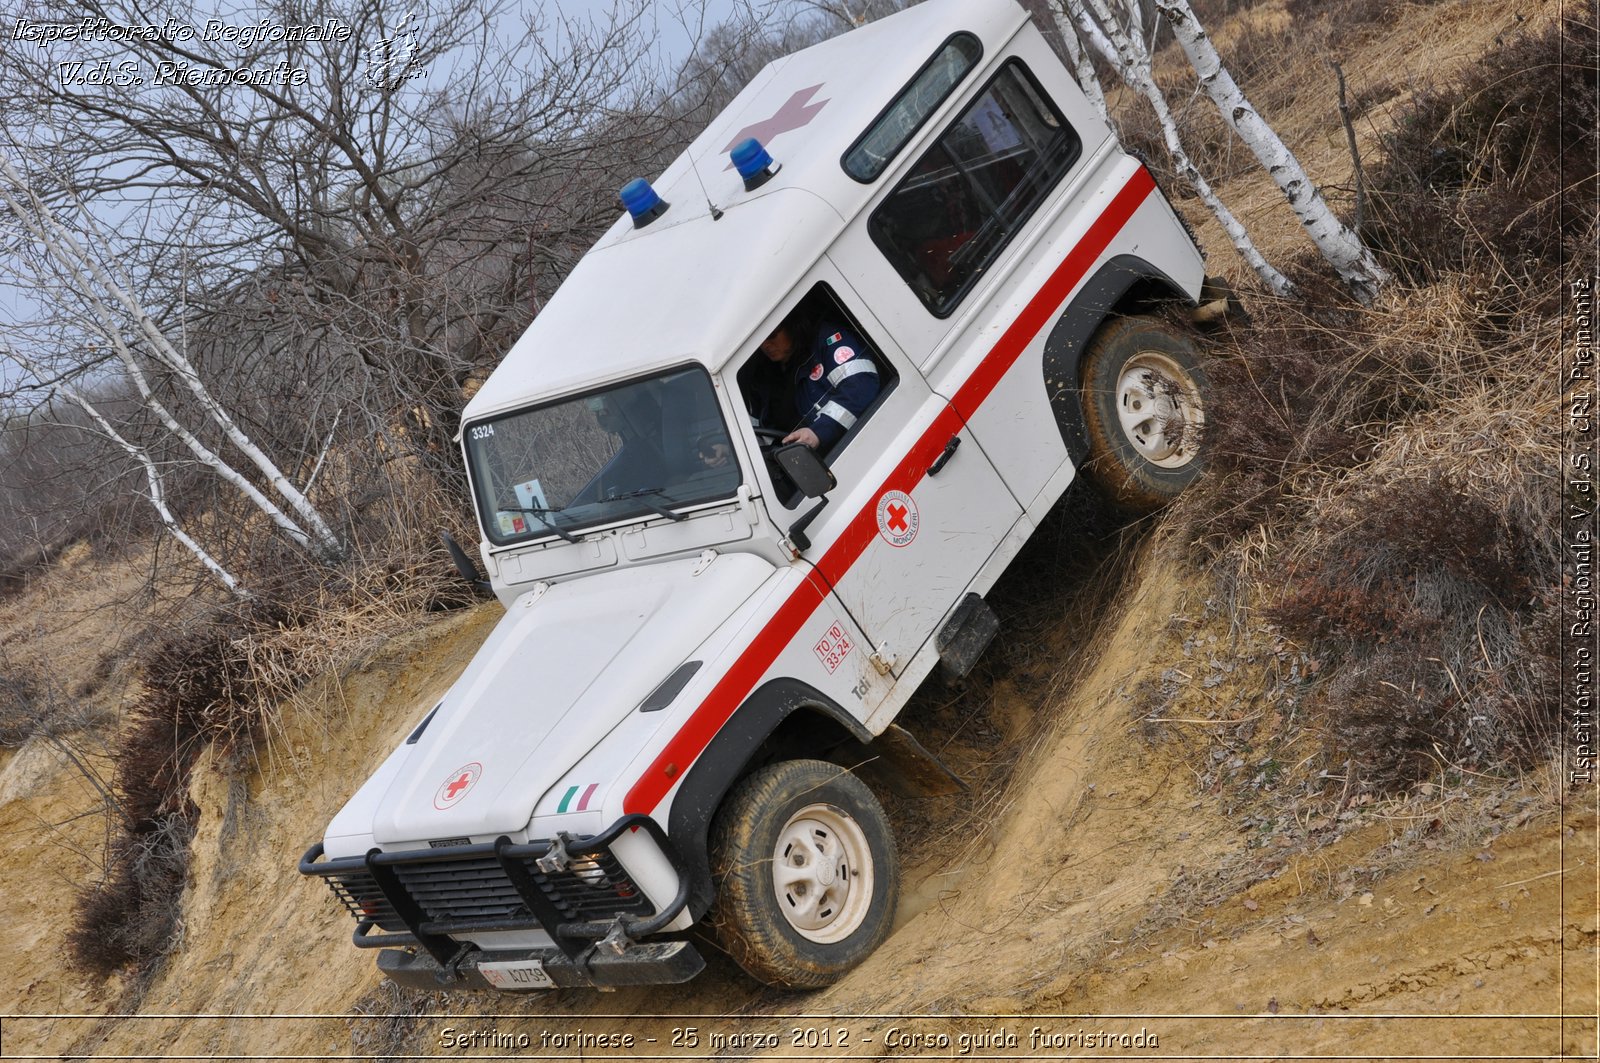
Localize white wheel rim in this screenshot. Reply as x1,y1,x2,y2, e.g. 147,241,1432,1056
771,802,875,944
1115,351,1204,469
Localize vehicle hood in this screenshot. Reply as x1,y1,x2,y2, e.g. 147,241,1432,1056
364,552,773,844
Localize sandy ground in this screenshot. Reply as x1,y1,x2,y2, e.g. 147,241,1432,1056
1,537,1593,1061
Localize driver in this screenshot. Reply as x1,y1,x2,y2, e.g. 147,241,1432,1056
744,313,880,451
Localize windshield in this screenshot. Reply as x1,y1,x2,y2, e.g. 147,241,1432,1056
465,366,741,545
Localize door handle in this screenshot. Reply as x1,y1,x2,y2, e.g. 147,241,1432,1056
928,434,962,476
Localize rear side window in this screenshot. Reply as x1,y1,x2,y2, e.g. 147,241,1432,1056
842,33,982,183
868,62,1082,317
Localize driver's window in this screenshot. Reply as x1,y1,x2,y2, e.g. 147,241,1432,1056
735,284,897,504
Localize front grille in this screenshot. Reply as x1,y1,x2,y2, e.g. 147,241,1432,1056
397,857,526,922
316,847,653,937
324,868,403,931
535,853,653,922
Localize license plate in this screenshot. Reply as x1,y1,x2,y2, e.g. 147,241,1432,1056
478,958,555,990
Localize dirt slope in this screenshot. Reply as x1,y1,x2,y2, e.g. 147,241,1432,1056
2,536,1593,1060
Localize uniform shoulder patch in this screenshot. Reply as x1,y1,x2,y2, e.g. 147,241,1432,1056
809,363,825,381
833,346,855,365
825,331,843,345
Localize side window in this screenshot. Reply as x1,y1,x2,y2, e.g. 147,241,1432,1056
868,62,1082,317
842,32,983,183
736,284,898,503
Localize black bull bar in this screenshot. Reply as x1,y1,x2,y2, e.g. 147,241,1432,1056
299,813,702,987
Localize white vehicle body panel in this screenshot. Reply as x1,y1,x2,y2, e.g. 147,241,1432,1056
324,552,773,854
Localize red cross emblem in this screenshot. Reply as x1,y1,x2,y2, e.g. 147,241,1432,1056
722,85,831,163
875,489,919,547
434,762,482,809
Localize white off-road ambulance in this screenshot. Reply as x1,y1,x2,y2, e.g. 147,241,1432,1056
302,0,1215,991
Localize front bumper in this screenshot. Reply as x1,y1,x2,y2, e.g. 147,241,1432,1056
300,814,702,988
376,938,703,990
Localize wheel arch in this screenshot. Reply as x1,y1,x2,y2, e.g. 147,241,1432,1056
666,679,871,920
1043,254,1192,464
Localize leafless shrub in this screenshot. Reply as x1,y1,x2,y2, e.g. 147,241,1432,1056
70,813,198,978
1364,10,1599,293
68,590,296,974
67,466,486,975
0,654,111,747
1174,264,1560,793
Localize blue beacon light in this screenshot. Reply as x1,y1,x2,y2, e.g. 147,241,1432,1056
730,138,780,191
619,178,669,227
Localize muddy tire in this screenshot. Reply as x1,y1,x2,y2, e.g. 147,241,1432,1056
709,759,897,988
1080,315,1209,511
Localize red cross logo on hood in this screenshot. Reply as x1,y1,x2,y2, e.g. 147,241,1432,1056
434,762,482,810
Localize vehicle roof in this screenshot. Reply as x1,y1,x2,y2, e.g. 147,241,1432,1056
463,0,1030,423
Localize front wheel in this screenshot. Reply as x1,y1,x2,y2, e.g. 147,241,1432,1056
709,759,897,988
1080,314,1209,511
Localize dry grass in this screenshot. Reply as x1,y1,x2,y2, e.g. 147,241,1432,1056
1365,9,1598,291
1136,0,1566,281
63,465,484,977
1170,267,1561,792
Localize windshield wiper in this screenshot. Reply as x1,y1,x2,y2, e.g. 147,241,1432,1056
609,487,686,522
502,505,581,543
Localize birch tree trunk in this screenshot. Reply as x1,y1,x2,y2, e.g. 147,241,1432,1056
1052,10,1110,120
0,155,346,562
2,346,249,597
1067,0,1297,297
1153,0,1390,303
60,386,251,598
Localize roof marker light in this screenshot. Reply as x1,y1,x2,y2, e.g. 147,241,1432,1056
619,178,669,227
730,138,781,192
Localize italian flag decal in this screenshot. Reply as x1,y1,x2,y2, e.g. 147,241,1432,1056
557,782,600,813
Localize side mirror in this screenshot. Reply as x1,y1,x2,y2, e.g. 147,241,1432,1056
440,530,494,597
773,442,835,499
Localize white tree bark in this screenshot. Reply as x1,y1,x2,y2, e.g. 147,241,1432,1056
1052,10,1110,120
0,154,346,561
2,346,249,598
1066,0,1296,297
1153,0,1390,303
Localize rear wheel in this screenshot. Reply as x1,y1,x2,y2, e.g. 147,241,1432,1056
709,759,897,988
1080,315,1208,510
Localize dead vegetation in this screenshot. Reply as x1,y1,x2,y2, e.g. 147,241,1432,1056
61,481,484,977
1157,5,1586,817
1365,8,1598,291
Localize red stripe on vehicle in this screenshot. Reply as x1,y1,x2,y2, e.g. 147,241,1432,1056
577,782,599,811
624,569,831,813
623,168,1157,816
950,166,1156,420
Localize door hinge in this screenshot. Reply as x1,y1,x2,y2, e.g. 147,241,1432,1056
869,643,896,675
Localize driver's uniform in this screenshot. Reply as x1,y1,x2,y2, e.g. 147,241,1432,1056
749,324,880,449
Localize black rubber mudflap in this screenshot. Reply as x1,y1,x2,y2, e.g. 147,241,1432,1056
936,592,1000,679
